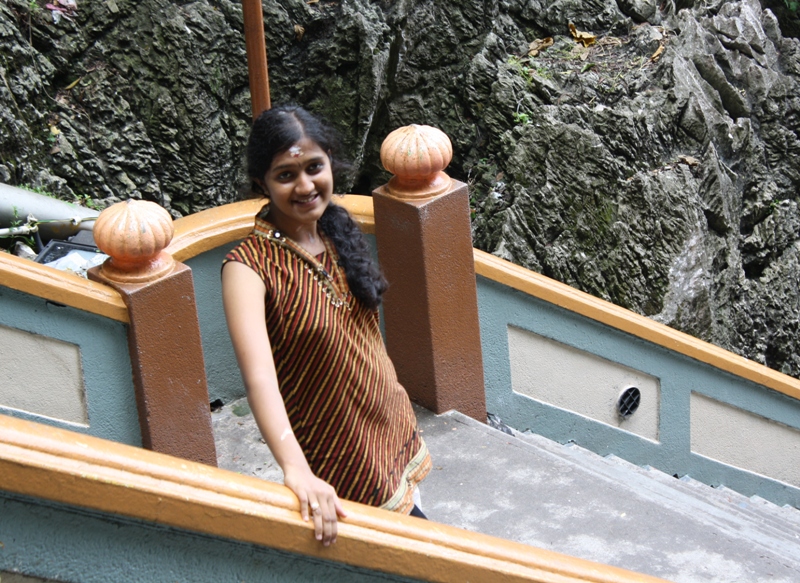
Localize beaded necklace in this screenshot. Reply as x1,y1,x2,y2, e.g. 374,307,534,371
254,220,353,310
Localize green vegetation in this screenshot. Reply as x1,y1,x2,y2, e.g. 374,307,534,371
1,206,36,250
507,55,552,84
513,112,531,125
19,183,101,210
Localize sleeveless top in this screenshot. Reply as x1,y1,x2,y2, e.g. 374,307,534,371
224,208,431,513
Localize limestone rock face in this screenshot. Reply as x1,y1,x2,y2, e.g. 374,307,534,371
1,0,799,377
467,0,800,376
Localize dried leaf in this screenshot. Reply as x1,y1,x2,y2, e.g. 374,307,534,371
679,155,700,167
294,24,305,41
650,43,665,62
527,37,553,58
65,77,81,90
569,23,596,47
598,36,623,47
307,0,319,3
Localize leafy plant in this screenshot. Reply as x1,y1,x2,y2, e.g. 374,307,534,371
1,206,36,250
19,183,53,197
73,193,101,210
784,0,798,12
513,112,531,125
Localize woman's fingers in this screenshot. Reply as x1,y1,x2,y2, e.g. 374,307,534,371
298,492,310,522
284,469,342,545
308,494,339,546
324,496,338,545
310,499,325,543
333,495,348,519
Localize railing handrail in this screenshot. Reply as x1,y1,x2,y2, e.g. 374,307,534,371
0,413,666,583
0,251,128,322
3,195,799,403
473,249,800,402
166,196,376,262
0,196,373,323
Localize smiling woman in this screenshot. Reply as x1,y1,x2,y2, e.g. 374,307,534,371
221,106,431,548
257,137,333,255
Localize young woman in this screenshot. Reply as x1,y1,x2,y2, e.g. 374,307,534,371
221,106,431,547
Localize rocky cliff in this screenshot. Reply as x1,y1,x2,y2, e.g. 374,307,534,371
1,0,799,377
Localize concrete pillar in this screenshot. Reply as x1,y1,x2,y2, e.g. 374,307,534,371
88,200,217,466
373,125,486,421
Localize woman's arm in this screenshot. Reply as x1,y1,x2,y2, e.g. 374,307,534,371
221,261,346,545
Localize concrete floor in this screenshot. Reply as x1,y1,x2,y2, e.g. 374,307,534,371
212,399,800,583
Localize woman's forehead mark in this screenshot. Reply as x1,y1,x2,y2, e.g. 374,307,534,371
270,155,327,173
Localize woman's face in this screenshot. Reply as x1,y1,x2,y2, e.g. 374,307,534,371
262,137,334,233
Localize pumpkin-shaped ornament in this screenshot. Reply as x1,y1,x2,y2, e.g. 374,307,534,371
93,200,176,283
380,124,453,200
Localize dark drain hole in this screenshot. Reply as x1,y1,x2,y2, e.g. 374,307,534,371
617,387,641,417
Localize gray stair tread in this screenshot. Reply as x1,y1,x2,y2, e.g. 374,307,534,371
213,400,800,583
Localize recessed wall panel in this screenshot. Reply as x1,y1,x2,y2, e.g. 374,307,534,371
0,324,87,425
691,392,800,487
508,325,660,441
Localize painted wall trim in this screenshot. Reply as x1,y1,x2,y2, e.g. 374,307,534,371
167,196,376,262
473,249,800,404
6,195,796,406
0,414,666,583
0,252,128,322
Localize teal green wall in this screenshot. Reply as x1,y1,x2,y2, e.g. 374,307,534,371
0,492,423,583
186,242,244,404
0,287,140,446
477,276,800,508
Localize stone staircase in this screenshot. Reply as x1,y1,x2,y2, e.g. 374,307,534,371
212,399,800,583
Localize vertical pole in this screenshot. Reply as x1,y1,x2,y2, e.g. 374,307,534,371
242,0,271,119
373,125,486,422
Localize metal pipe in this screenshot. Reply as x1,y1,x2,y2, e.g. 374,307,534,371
242,0,271,120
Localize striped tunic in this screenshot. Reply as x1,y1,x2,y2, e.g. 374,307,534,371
224,210,430,512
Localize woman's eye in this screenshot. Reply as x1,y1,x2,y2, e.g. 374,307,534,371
276,172,294,181
307,162,324,174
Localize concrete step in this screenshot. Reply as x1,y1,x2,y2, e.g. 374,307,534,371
600,455,800,551
494,413,800,534
635,463,800,534
472,414,800,557
213,399,800,583
420,409,800,582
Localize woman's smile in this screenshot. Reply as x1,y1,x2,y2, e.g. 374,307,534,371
262,137,334,241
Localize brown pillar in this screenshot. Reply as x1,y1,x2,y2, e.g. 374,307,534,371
373,125,486,421
242,0,271,119
88,201,217,466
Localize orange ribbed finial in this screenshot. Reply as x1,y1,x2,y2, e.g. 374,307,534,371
93,200,175,283
380,124,453,200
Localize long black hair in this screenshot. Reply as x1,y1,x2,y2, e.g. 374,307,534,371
246,106,387,310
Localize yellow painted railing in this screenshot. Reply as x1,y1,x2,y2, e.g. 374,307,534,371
2,194,798,403
0,250,128,322
0,413,666,583
166,196,800,404
473,249,800,402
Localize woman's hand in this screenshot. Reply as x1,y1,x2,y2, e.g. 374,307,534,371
283,464,348,546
